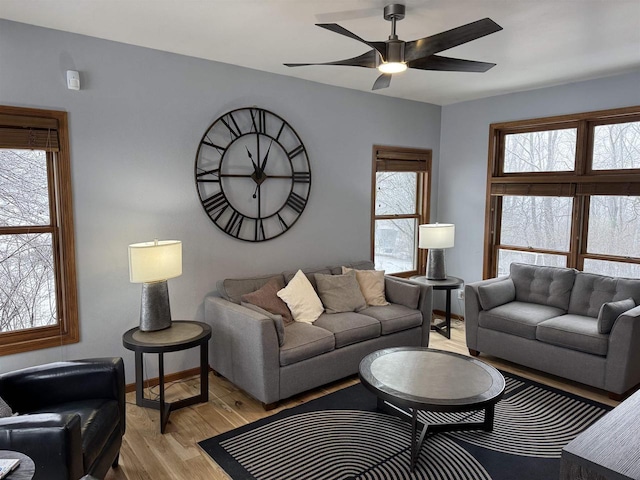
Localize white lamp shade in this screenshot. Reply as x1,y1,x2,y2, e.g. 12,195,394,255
419,224,455,249
128,240,182,283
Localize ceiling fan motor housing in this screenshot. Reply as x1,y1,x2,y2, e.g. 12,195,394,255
385,39,405,64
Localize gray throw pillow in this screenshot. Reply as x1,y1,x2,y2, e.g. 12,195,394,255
0,395,13,418
597,298,636,334
241,302,286,347
478,278,516,311
314,271,367,314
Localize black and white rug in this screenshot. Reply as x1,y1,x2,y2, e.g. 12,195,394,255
199,372,611,480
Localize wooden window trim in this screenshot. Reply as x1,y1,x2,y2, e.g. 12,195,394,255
0,105,79,356
484,105,640,279
371,145,432,277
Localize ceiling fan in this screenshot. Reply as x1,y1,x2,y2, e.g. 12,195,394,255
285,4,503,90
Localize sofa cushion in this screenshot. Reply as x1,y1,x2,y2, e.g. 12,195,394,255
478,278,516,310
598,298,636,334
342,267,389,306
240,277,293,325
568,272,640,318
283,266,332,290
536,314,608,356
279,323,335,366
277,270,325,324
478,301,566,339
359,304,422,335
314,271,367,314
313,312,381,348
385,277,421,310
31,399,119,473
217,273,285,304
510,263,576,310
241,302,286,347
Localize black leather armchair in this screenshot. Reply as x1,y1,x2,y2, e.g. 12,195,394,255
0,358,125,480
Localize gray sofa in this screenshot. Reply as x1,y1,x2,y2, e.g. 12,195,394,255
205,261,432,407
465,263,640,398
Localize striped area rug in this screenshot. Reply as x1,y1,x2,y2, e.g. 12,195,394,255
199,372,610,480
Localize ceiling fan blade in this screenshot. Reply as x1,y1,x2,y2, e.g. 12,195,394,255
284,50,378,68
408,55,496,72
316,23,387,59
372,73,392,90
405,18,502,63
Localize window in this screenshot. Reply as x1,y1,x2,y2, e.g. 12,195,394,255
485,106,640,278
371,145,431,276
0,106,78,355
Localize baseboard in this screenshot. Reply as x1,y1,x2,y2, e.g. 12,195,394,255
125,365,212,393
433,310,465,321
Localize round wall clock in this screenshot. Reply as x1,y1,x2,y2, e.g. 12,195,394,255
195,107,311,242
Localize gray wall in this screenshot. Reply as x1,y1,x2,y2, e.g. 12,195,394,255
0,20,441,381
439,70,640,315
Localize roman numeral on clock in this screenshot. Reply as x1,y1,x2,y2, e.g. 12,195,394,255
286,192,307,214
255,218,266,241
202,192,229,218
224,211,244,237
250,108,266,134
221,113,241,139
196,168,220,183
292,171,310,183
288,144,305,159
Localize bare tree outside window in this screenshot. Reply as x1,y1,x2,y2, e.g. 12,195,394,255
371,146,430,276
0,149,57,332
486,108,640,279
504,129,576,173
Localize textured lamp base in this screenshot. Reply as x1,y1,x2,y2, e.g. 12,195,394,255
140,281,172,331
426,249,447,280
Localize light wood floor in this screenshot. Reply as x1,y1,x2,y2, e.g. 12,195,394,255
105,320,619,480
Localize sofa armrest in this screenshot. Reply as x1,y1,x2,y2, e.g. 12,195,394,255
465,276,509,351
205,296,280,404
605,305,640,394
385,276,432,347
0,358,125,434
0,413,84,480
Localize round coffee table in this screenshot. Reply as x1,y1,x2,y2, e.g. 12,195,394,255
359,347,505,472
0,451,35,479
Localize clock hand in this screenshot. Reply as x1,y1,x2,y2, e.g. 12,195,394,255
245,146,259,175
260,140,274,173
252,183,260,199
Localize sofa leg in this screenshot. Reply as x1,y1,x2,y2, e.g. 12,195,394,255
608,392,624,401
469,349,480,357
112,452,120,468
263,401,278,411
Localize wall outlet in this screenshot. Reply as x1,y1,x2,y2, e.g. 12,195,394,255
457,289,464,300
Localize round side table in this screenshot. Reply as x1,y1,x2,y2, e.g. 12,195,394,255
410,276,463,339
122,320,212,433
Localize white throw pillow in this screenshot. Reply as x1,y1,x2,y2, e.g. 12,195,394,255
277,270,325,324
0,395,13,418
342,267,389,306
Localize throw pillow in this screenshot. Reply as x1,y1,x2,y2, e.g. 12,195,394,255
597,298,636,334
277,270,325,324
241,277,293,325
241,302,286,346
477,278,516,311
342,267,389,306
314,271,367,314
0,395,12,418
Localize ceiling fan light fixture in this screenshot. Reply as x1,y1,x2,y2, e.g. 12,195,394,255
378,61,407,74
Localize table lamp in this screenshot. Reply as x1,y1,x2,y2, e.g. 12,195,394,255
128,239,182,331
419,223,455,280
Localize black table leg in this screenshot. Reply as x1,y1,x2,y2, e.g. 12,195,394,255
200,341,209,402
135,351,144,406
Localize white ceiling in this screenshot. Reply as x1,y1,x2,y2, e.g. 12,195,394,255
1,0,639,105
